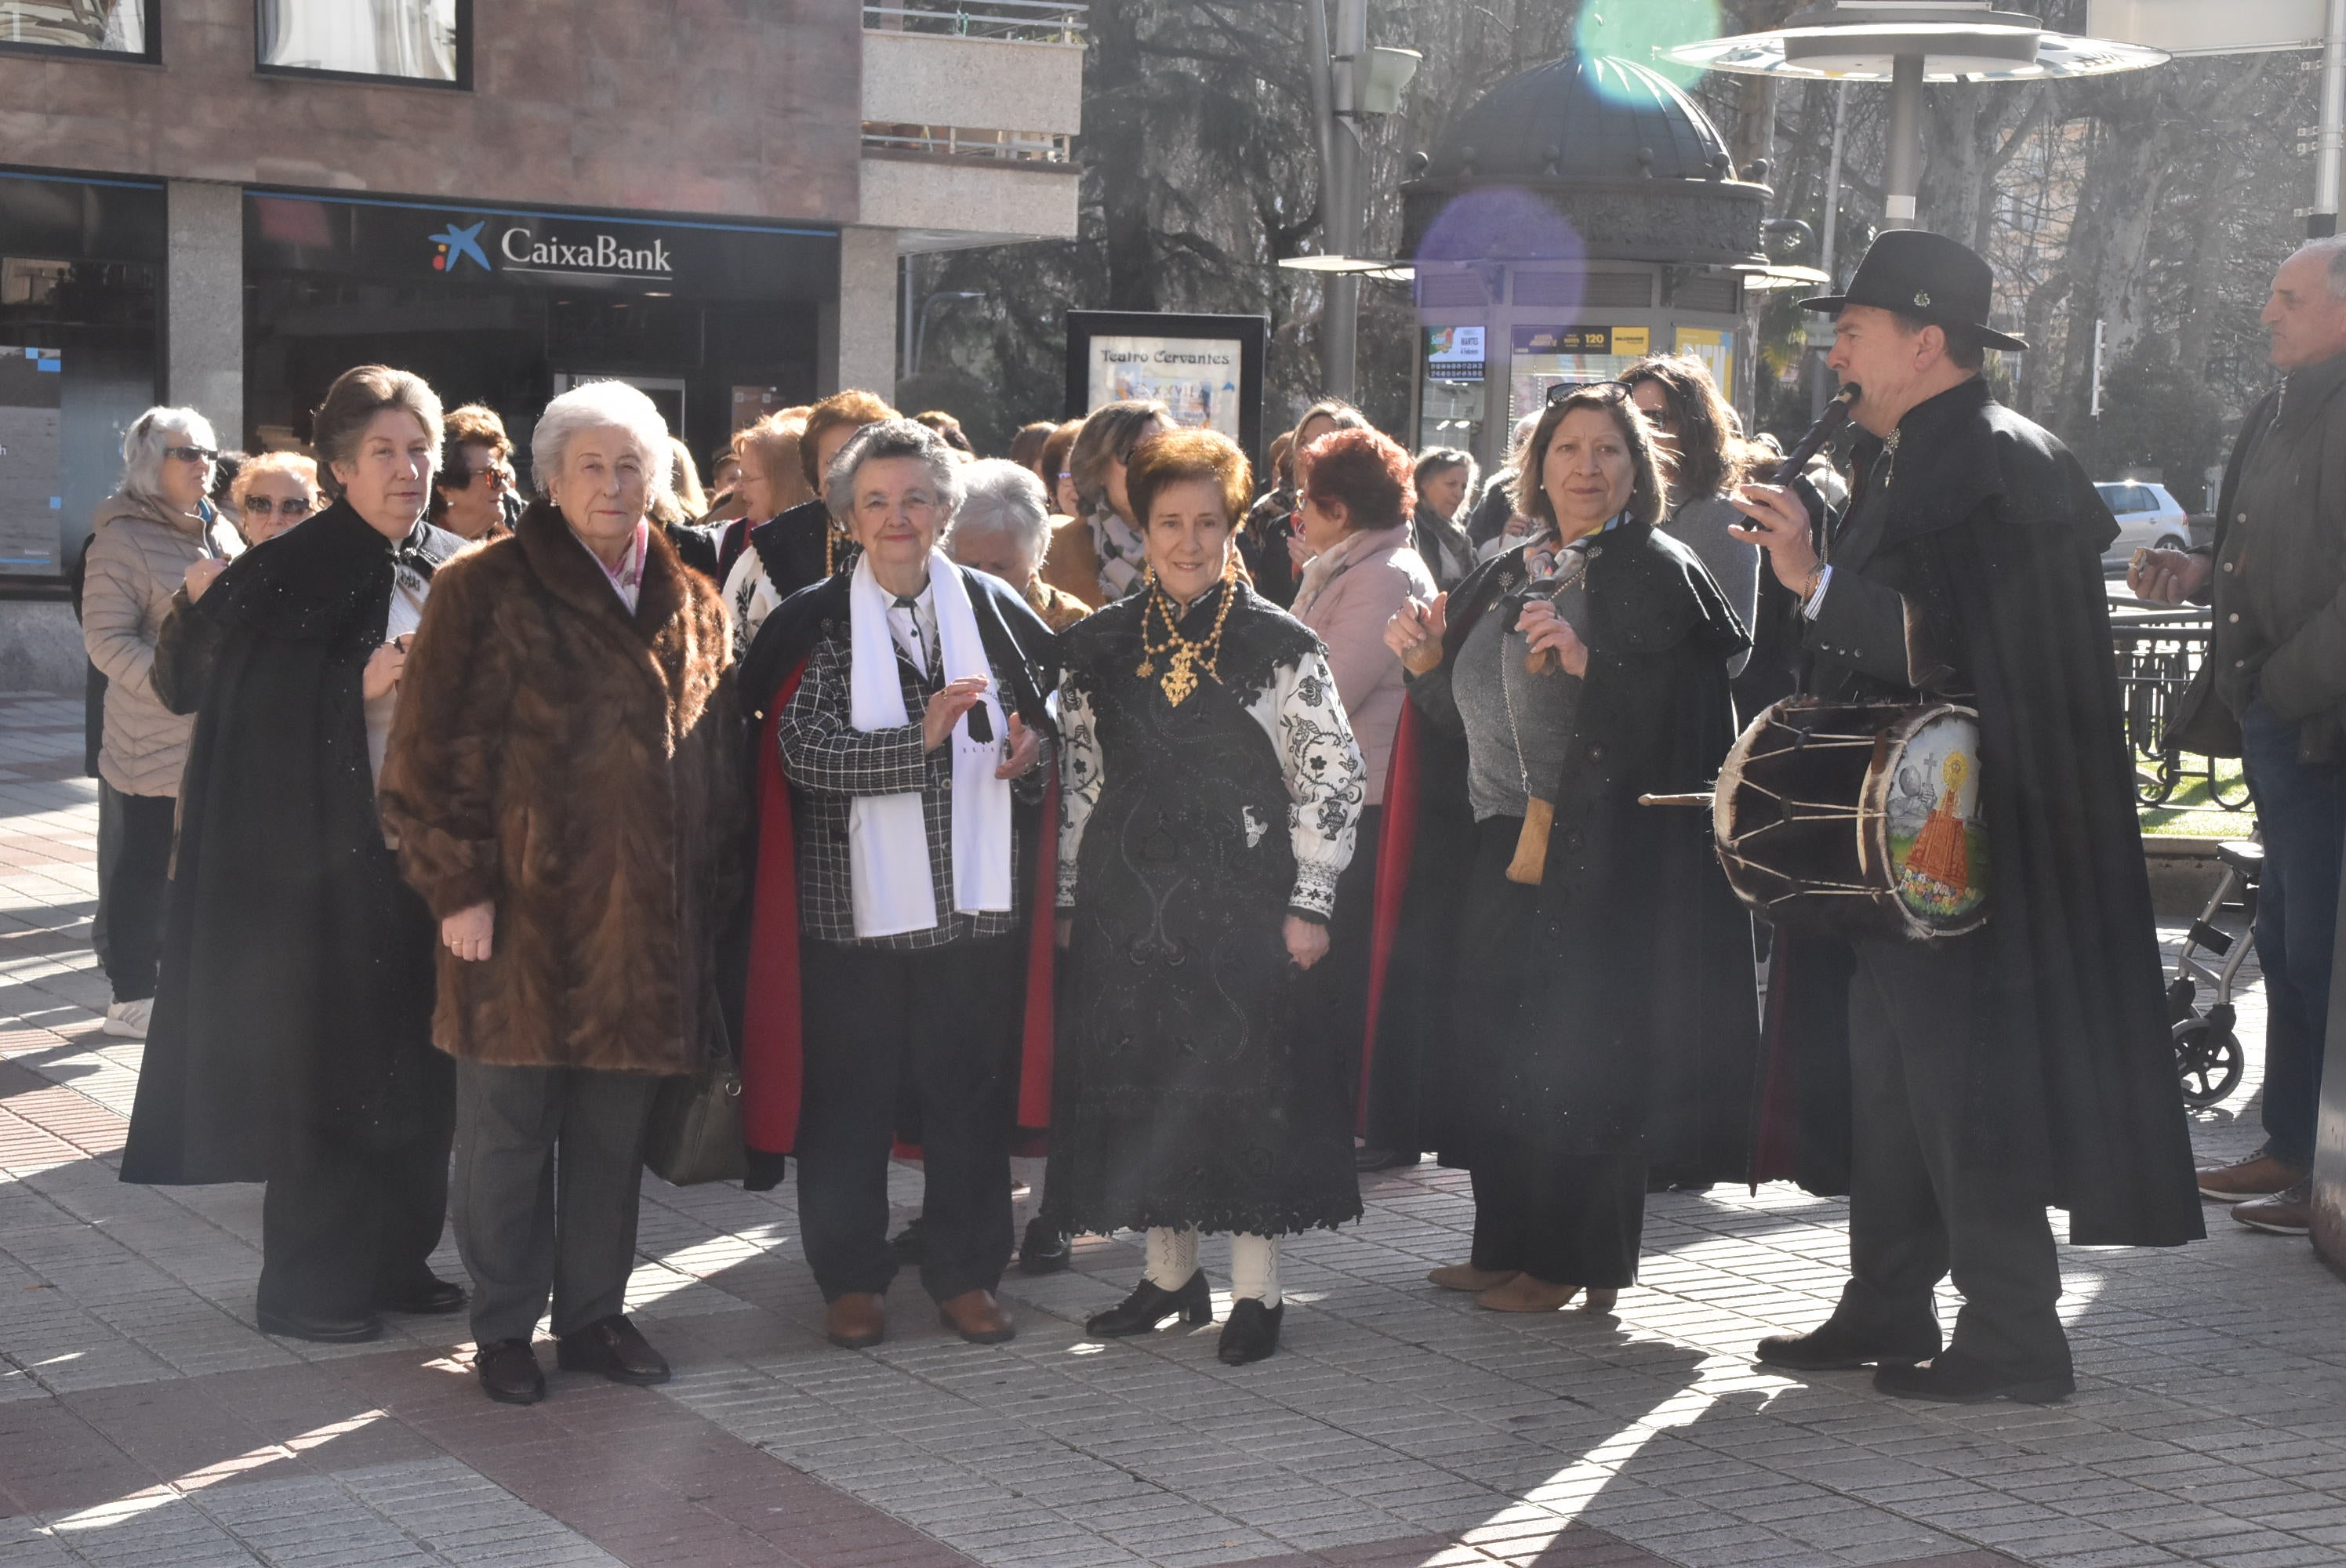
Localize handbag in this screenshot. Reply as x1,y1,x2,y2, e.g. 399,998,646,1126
643,1017,746,1187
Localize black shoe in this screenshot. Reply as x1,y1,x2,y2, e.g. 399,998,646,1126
1085,1270,1214,1337
476,1338,547,1405
1019,1215,1070,1275
1875,1351,2073,1406
554,1314,671,1385
375,1275,467,1316
1756,1322,1938,1372
1354,1147,1422,1173
1217,1298,1284,1365
256,1305,385,1344
891,1215,927,1264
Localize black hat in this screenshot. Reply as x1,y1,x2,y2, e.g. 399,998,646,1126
1799,229,2027,353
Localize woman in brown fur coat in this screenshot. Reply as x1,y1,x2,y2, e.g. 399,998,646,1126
380,380,742,1407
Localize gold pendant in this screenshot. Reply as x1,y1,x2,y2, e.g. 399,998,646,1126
1160,646,1197,706
1136,658,1154,678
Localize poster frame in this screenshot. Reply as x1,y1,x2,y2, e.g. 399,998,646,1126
1064,310,1269,465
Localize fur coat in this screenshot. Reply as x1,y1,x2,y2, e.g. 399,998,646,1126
380,499,743,1076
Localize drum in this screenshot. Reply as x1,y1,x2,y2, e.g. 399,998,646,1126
1711,698,1988,942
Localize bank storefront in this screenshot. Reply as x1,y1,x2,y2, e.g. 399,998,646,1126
245,191,841,478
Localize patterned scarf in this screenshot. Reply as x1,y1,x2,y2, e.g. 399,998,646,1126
1088,505,1146,600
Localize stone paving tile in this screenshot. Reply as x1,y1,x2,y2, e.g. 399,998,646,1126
0,697,2332,1568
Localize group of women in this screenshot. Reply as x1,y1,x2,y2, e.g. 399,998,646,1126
103,346,1774,1400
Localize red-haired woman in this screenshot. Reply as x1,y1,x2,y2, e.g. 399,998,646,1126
1289,426,1438,1172
1047,427,1367,1366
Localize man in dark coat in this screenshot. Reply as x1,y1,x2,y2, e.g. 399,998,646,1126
2133,238,2346,1236
1730,230,2203,1406
124,499,470,1340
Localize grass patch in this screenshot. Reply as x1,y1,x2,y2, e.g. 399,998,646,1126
2137,752,2254,839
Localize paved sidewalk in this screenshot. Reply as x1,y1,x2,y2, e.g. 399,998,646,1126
3,691,2341,1568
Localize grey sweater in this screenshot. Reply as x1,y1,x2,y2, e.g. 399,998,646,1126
1661,492,1758,679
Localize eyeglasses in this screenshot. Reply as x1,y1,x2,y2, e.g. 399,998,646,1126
448,463,515,492
164,445,220,463
241,495,315,519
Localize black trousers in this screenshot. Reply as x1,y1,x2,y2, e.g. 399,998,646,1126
1468,1155,1647,1287
100,790,175,1003
797,935,1021,1302
452,1062,663,1345
258,1099,456,1321
1832,935,2070,1376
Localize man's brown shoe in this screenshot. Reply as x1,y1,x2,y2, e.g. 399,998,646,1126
939,1288,1015,1344
825,1292,886,1348
2232,1181,2313,1236
2197,1146,2306,1203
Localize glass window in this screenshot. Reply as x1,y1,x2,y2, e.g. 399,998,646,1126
1,0,156,60
256,0,466,85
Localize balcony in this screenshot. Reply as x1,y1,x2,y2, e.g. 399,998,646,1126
863,1,1087,44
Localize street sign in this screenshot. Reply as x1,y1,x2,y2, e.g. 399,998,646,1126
2086,0,2326,55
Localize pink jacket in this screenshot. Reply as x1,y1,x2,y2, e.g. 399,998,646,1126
1291,524,1436,808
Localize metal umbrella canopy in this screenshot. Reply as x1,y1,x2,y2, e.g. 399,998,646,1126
1665,3,2166,229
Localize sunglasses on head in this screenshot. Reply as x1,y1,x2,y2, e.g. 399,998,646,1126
164,445,220,463
1544,380,1636,407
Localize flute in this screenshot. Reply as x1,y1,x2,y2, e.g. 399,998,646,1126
1763,382,1862,487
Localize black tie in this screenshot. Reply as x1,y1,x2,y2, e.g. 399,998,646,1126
892,594,929,674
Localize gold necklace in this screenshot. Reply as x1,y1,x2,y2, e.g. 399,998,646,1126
1135,577,1234,706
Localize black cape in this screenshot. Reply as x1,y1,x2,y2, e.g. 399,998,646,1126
1761,379,2205,1248
1364,528,1760,1179
121,504,463,1185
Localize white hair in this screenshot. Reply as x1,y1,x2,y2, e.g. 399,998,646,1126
118,406,217,505
531,380,673,502
825,418,966,526
2299,234,2346,299
946,459,1051,562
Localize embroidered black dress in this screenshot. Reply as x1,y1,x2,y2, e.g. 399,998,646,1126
1048,582,1367,1238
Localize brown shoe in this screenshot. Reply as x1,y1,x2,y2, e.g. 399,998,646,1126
2232,1181,2312,1236
1427,1265,1520,1292
1475,1276,1619,1314
938,1288,1015,1344
2197,1146,2306,1203
825,1292,886,1348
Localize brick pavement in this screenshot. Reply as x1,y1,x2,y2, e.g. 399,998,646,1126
3,691,2343,1568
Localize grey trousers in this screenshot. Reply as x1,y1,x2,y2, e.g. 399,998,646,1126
452,1060,663,1345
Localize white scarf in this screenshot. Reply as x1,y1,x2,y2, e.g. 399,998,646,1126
845,551,1014,938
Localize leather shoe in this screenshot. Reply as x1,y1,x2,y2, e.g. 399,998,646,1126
825,1292,886,1349
555,1314,670,1385
2197,1145,2306,1203
1427,1264,1519,1292
2232,1181,2312,1236
375,1275,467,1316
476,1338,546,1405
1086,1271,1214,1336
938,1288,1016,1344
1217,1298,1284,1365
1476,1276,1617,1313
1874,1350,2072,1405
1756,1322,1939,1372
1019,1216,1070,1275
256,1305,384,1344
1355,1146,1422,1173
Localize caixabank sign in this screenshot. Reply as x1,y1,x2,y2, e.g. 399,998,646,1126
249,190,837,303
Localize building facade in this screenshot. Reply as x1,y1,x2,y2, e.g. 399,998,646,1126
0,0,1082,578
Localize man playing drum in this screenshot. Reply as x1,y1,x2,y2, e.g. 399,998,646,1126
1727,230,2202,1404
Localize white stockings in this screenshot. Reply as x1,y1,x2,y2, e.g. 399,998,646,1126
1143,1226,1281,1305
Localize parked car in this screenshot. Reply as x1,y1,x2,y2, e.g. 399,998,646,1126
2094,481,2192,568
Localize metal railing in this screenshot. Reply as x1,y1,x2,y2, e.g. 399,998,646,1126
862,1,1087,43
861,123,1073,163
2111,609,2252,812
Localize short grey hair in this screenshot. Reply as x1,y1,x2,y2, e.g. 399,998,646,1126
2299,235,2346,299
531,380,674,502
946,459,1051,562
119,406,217,505
826,418,966,526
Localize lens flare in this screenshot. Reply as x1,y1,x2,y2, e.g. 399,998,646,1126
1575,0,1722,93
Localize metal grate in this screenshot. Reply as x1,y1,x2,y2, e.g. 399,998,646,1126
2112,611,2251,811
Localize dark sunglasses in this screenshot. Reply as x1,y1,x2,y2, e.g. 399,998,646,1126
164,445,220,463
1545,379,1637,407
241,494,315,518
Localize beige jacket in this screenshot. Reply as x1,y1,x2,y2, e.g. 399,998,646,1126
82,492,242,796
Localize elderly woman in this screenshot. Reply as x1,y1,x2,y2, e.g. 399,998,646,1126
79,408,245,1039
946,459,1092,631
1411,448,1480,592
1049,399,1175,607
1287,428,1437,1175
228,452,321,546
1049,427,1367,1367
376,381,739,1406
427,405,519,543
123,367,466,1345
743,419,1055,1352
1376,384,1759,1316
723,391,899,651
1036,418,1098,608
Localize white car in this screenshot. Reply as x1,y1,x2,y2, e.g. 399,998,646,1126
2095,481,2192,568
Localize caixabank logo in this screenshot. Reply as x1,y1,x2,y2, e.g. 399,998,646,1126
427,214,674,281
